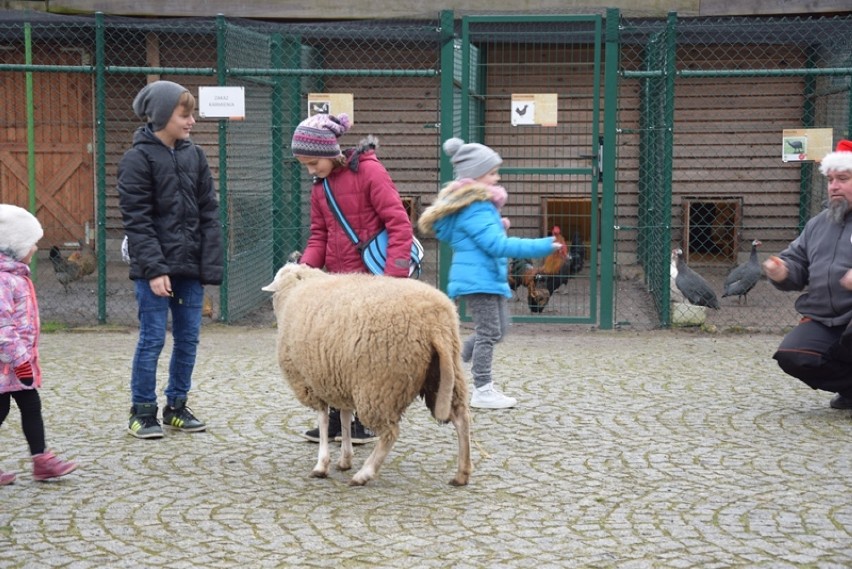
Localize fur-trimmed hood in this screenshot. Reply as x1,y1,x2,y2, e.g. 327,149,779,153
417,179,508,236
345,135,380,173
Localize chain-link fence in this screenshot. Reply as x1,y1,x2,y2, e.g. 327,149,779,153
618,13,852,332
1,9,850,332
0,12,445,326
448,14,606,326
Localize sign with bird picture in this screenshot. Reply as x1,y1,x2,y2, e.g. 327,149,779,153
511,93,557,126
307,93,354,123
782,128,833,162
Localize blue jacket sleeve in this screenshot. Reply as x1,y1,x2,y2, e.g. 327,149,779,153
461,202,554,260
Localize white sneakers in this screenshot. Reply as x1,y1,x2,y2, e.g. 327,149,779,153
470,383,517,409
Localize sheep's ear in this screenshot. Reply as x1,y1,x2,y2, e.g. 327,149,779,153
262,265,288,292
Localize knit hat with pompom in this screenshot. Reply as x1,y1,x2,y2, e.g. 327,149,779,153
443,137,502,180
820,139,852,175
0,204,43,261
291,113,352,157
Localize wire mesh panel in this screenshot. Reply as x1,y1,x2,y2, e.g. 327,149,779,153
220,23,277,322
453,15,604,324
0,15,99,324
223,18,445,321
618,13,852,332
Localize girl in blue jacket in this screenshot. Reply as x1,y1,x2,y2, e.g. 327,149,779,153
418,139,559,409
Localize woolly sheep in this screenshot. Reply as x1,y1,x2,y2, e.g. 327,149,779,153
261,263,473,486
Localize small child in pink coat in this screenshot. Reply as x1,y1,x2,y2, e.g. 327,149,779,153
0,204,78,484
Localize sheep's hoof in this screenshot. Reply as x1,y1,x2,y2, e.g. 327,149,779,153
310,469,328,479
449,476,470,487
348,477,369,487
336,460,352,472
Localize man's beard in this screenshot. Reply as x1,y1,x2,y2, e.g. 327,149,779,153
828,197,849,224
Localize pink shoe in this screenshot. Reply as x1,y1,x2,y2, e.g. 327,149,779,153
0,470,15,485
32,451,78,481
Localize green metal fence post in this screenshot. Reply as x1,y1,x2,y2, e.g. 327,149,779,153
637,33,659,269
216,14,230,322
284,37,303,268
270,33,286,271
24,23,37,279
660,12,678,326
438,9,456,293
599,8,621,330
95,12,107,322
460,16,470,142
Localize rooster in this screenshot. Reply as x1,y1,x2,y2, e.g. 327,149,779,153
48,242,95,293
568,230,585,274
67,241,95,276
522,226,579,313
508,257,533,300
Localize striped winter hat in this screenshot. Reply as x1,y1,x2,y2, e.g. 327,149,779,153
820,139,852,174
291,113,352,157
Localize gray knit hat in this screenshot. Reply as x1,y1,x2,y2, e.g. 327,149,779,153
0,204,43,261
443,137,502,180
132,80,189,131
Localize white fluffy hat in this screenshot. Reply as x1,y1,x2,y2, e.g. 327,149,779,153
0,204,43,261
820,139,852,175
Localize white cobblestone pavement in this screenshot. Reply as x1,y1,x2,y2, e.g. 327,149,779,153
0,324,850,568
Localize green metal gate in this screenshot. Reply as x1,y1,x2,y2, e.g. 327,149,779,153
441,12,618,327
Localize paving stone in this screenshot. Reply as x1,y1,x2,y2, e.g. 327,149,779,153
0,326,850,568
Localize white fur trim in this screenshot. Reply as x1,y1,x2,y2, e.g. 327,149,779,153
819,151,852,174
0,204,43,260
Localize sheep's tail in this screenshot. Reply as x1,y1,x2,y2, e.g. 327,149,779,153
432,333,456,422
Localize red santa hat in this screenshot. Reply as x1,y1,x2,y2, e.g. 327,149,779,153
819,139,852,175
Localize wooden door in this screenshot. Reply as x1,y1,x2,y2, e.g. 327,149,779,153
0,47,94,248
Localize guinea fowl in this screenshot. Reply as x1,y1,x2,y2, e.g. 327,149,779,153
670,248,684,303
722,239,762,305
674,248,720,309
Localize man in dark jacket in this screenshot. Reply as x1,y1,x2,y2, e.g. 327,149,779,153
765,139,852,410
117,80,224,439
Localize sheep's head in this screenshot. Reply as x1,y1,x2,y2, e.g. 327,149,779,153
261,262,326,295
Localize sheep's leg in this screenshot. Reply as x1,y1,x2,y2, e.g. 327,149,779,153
310,408,331,478
349,423,399,486
449,404,473,486
336,409,354,472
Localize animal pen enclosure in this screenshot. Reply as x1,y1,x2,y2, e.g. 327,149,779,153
0,9,850,332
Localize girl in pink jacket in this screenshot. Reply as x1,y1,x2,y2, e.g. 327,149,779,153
290,113,414,442
0,204,77,484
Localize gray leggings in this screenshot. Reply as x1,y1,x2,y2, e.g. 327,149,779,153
462,294,509,388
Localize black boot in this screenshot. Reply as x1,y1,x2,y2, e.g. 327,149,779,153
348,416,378,445
301,408,342,443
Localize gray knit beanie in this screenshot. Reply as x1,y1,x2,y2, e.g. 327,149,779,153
0,204,43,261
443,137,502,180
132,80,189,131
